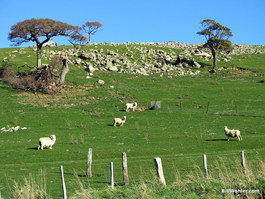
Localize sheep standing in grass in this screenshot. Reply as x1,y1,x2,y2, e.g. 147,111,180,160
224,126,242,141
126,102,137,112
113,116,127,127
38,135,56,150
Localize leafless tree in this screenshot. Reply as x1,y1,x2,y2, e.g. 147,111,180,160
81,21,103,43
8,18,80,68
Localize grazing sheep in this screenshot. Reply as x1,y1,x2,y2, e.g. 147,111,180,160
38,135,56,150
126,102,138,112
224,126,242,141
113,116,127,127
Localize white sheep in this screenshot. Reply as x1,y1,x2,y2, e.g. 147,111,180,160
224,126,242,141
113,116,127,127
125,102,137,112
38,135,56,150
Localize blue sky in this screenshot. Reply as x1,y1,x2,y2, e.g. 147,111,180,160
1,0,265,48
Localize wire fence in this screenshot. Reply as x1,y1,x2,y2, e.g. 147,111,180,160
1,148,264,176
1,148,264,199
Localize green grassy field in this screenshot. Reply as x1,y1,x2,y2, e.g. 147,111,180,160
0,44,264,198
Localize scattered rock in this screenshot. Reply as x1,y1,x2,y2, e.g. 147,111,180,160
85,64,96,73
97,80,105,85
13,41,262,79
1,126,27,133
108,65,118,72
74,58,82,65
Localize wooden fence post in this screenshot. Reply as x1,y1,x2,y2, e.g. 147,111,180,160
180,101,183,111
154,157,166,186
60,165,67,199
122,152,129,185
86,148,92,177
235,102,238,113
203,154,208,178
110,162,114,189
206,102,210,114
240,151,246,174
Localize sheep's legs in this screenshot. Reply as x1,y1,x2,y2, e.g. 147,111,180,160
227,137,230,141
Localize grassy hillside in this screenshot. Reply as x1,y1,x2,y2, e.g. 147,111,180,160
0,44,264,198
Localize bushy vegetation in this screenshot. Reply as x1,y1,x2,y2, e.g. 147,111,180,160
0,44,264,198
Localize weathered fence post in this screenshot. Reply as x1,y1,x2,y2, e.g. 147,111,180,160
122,152,129,185
154,157,166,186
60,165,67,199
110,162,114,189
206,102,210,114
179,101,183,111
234,102,238,114
203,154,208,178
240,151,246,174
150,101,161,110
86,148,92,177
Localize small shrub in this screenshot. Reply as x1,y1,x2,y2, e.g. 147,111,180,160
2,66,43,92
12,172,50,199
1,57,65,95
70,134,85,144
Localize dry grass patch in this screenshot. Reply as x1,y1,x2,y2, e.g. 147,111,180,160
15,84,97,108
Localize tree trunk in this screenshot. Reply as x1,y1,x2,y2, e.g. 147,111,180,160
59,57,69,84
87,33,92,44
211,49,217,70
36,46,42,68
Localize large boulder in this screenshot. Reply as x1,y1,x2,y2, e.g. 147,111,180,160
79,53,96,61
85,64,96,73
108,65,118,72
43,41,57,47
97,80,105,85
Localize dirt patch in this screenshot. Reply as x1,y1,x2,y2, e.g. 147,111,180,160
15,84,97,108
123,106,149,112
135,106,149,111
217,66,264,78
218,67,253,74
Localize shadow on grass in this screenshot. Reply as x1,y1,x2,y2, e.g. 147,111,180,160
28,147,39,150
205,139,235,141
212,113,265,119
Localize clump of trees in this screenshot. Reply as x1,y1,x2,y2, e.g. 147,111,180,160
6,18,103,94
197,19,233,71
6,18,86,94
8,18,82,68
